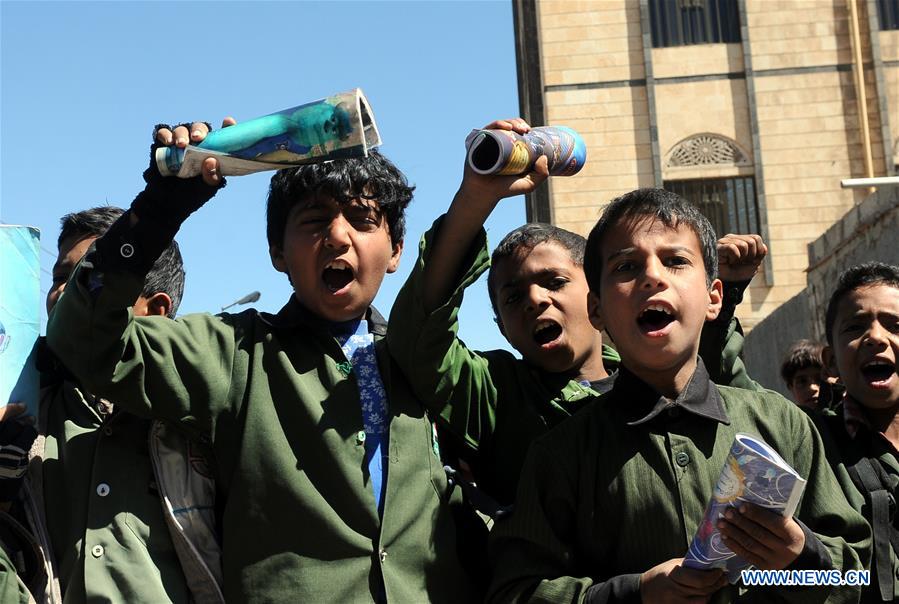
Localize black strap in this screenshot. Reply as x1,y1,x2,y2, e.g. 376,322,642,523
444,466,511,521
848,457,898,601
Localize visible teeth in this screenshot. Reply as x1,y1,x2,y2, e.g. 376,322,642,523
864,360,893,369
534,322,554,335
326,260,351,271
642,304,672,315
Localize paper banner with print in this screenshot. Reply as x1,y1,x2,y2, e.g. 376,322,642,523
0,225,40,415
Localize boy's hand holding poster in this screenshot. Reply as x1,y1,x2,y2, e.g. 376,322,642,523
684,433,807,582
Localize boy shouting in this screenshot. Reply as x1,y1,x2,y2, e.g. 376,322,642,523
46,121,476,602
816,263,899,602
389,119,766,507
488,188,869,603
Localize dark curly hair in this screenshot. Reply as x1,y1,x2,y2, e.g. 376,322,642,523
266,150,414,250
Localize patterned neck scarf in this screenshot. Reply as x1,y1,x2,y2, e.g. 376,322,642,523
331,318,390,517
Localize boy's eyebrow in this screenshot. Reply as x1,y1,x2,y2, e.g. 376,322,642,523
606,245,696,262
606,247,636,263
499,268,568,290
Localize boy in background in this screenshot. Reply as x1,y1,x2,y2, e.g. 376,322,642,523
2,206,220,604
388,119,767,507
488,188,869,603
781,339,827,410
46,121,476,602
815,263,899,603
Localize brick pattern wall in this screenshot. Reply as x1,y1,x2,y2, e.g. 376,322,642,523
533,0,896,333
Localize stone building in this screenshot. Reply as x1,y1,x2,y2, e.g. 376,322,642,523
513,0,898,330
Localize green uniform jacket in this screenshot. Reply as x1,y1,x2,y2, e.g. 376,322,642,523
0,542,33,604
814,403,899,603
488,364,871,604
39,380,192,603
46,262,476,603
388,219,760,506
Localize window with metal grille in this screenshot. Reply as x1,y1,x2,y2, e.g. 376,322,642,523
877,0,899,29
665,177,760,236
648,0,741,48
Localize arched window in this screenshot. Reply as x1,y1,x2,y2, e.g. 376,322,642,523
664,134,759,236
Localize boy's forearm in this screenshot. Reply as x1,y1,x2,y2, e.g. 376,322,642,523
421,187,500,313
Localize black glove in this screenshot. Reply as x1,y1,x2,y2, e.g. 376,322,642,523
132,122,225,226
0,420,37,501
96,122,226,274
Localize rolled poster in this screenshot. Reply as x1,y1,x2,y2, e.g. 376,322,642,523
465,126,586,177
156,88,382,178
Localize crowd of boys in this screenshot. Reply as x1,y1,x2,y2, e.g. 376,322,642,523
0,116,896,603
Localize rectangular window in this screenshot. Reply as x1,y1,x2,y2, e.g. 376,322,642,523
664,177,760,236
877,0,899,30
649,0,741,48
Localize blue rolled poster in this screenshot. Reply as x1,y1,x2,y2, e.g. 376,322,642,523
683,433,806,582
0,225,40,416
156,88,382,178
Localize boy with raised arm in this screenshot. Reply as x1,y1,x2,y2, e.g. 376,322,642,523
1,206,221,604
46,121,476,602
487,188,869,603
388,119,766,507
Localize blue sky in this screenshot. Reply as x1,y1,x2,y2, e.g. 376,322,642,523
1,0,527,354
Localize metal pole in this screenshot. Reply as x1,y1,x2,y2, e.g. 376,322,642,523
848,0,876,196
840,176,899,188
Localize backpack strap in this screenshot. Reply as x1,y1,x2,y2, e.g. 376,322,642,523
444,466,511,521
847,457,898,601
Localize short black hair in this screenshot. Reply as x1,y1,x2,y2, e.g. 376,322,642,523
58,206,185,317
824,262,899,345
487,223,585,317
780,339,824,386
266,150,414,250
583,188,718,296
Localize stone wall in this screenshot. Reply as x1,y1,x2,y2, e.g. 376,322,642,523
743,185,899,392
530,0,897,332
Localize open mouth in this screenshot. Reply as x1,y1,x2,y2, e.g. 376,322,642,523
861,360,897,386
533,320,563,346
322,259,355,293
637,304,675,334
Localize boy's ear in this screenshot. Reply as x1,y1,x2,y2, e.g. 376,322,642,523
134,292,172,318
269,244,287,274
587,291,604,331
495,315,507,339
386,240,404,274
705,279,724,321
822,345,840,380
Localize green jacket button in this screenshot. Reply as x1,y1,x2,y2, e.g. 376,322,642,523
379,548,387,563
356,431,366,445
675,452,691,467
91,545,104,558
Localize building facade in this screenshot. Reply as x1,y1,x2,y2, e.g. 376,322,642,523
513,0,898,329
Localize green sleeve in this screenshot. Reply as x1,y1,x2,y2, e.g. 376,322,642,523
45,253,237,441
0,546,32,604
786,409,871,603
487,439,640,604
387,216,503,452
699,281,764,392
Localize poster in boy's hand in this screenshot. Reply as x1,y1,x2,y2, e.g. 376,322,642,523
156,88,382,179
0,225,40,416
684,433,806,582
465,126,587,177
